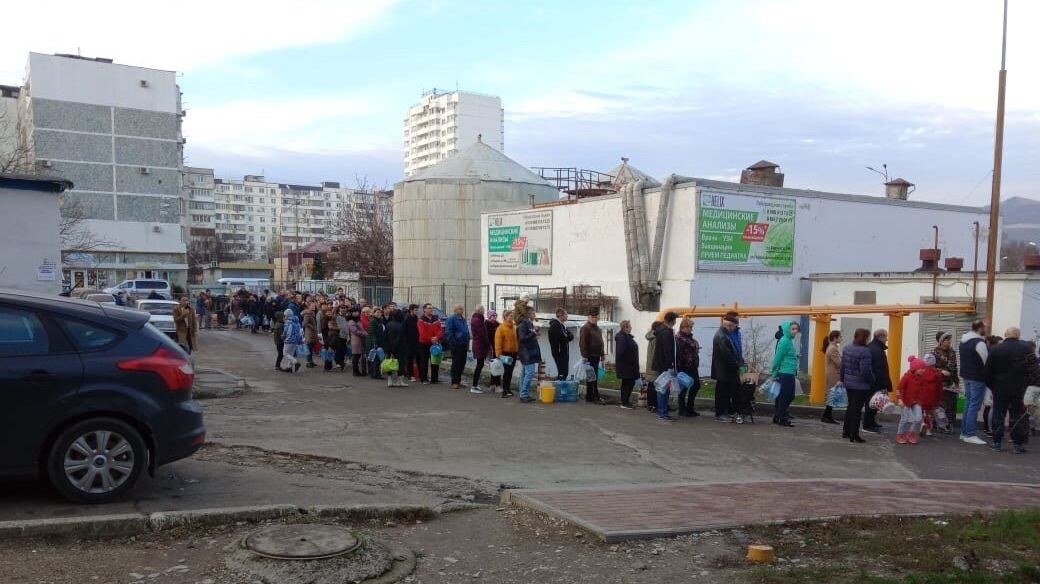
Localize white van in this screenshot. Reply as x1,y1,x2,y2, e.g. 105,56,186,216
218,278,271,294
104,279,172,300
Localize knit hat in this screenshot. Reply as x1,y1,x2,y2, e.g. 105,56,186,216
935,331,952,343
723,315,739,324
283,308,293,318
486,309,497,319
907,355,928,371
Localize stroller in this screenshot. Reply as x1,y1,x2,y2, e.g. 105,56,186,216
735,374,758,424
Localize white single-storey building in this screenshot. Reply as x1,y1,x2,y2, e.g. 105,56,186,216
480,169,991,377
0,173,70,295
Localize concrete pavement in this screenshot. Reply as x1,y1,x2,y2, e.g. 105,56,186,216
198,328,1040,488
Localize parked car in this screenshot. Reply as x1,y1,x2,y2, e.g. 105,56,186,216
0,289,205,503
134,299,179,340
103,279,172,300
84,293,117,304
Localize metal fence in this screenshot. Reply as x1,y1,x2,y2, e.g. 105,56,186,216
389,284,490,311
492,284,540,314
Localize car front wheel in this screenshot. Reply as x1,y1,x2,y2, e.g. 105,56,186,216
47,418,147,504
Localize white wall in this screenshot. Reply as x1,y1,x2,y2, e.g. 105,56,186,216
480,179,990,372
82,218,185,253
27,53,178,113
810,274,1032,369
0,186,61,294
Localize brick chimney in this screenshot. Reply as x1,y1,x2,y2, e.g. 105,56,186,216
885,178,915,200
944,257,964,272
1025,255,1040,272
914,248,943,272
740,160,784,187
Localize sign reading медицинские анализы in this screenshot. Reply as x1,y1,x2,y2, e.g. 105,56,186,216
697,190,796,272
487,209,553,275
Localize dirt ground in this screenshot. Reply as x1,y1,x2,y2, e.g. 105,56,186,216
4,506,1039,584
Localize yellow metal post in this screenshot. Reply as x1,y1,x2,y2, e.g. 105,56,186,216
810,314,832,405
886,313,906,399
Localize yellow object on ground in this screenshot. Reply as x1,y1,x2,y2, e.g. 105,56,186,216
747,544,775,563
539,384,556,404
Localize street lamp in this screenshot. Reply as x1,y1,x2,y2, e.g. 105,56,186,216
866,164,889,183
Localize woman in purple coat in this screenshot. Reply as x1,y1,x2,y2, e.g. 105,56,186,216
470,306,490,392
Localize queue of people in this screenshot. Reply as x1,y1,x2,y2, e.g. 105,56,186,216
189,288,1035,453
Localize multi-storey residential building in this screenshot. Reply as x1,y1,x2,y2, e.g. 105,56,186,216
204,175,392,263
185,166,215,245
403,89,503,177
15,53,188,289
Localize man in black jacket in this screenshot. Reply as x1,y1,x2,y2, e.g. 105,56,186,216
711,315,741,422
864,329,892,432
652,312,678,374
985,327,1040,453
548,308,573,380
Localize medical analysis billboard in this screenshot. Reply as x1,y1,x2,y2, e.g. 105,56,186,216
487,209,553,274
697,190,796,272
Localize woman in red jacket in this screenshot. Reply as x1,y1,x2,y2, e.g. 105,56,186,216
896,356,943,444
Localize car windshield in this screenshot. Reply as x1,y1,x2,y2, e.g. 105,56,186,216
139,303,174,316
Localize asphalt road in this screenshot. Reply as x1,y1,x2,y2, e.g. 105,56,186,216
3,327,1037,520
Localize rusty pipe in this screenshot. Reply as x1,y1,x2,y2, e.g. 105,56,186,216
973,221,981,309
932,225,939,303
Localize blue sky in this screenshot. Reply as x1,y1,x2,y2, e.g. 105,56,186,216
3,0,1039,203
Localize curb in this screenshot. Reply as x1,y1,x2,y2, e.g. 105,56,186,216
192,367,249,400
0,503,440,541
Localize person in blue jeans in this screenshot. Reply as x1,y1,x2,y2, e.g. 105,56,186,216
771,320,801,427
517,305,541,403
959,320,990,445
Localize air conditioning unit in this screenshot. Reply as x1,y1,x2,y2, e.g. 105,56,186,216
152,225,162,233
140,167,151,175
139,79,150,88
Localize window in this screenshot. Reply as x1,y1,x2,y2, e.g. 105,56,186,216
246,186,253,193
853,291,877,305
60,319,119,350
0,307,49,355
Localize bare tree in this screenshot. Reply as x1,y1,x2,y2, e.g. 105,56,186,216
59,197,118,252
326,194,394,280
740,317,776,374
1001,238,1034,271
0,105,33,174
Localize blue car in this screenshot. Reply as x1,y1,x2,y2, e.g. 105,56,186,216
0,289,205,503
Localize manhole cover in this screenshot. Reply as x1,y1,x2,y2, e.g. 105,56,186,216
245,524,362,560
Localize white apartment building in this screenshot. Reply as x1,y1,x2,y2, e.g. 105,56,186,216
185,166,215,245
205,175,392,262
403,89,503,177
13,53,188,289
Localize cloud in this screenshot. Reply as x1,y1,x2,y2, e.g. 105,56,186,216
0,0,401,80
183,96,396,157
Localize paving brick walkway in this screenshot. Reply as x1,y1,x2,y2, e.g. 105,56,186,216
503,479,1040,542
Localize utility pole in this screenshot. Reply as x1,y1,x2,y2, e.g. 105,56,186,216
985,0,1009,326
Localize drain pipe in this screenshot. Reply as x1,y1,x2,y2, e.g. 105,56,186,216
620,182,643,309
649,174,676,289
632,178,651,302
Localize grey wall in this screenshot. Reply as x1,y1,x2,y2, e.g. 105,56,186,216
0,186,62,294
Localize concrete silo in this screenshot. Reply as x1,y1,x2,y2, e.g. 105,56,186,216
393,138,559,304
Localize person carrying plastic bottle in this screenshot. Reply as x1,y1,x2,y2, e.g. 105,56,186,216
495,309,519,398
770,321,800,427
579,307,605,404
417,303,443,384
445,304,472,390
516,303,541,403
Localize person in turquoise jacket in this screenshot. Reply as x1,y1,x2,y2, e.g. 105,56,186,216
770,321,801,427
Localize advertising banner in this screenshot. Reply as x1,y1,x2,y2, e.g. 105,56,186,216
487,209,553,274
697,190,796,272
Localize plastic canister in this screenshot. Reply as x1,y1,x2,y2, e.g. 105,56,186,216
539,383,556,404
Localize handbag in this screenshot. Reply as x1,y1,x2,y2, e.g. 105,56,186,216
297,343,311,358
381,357,399,374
